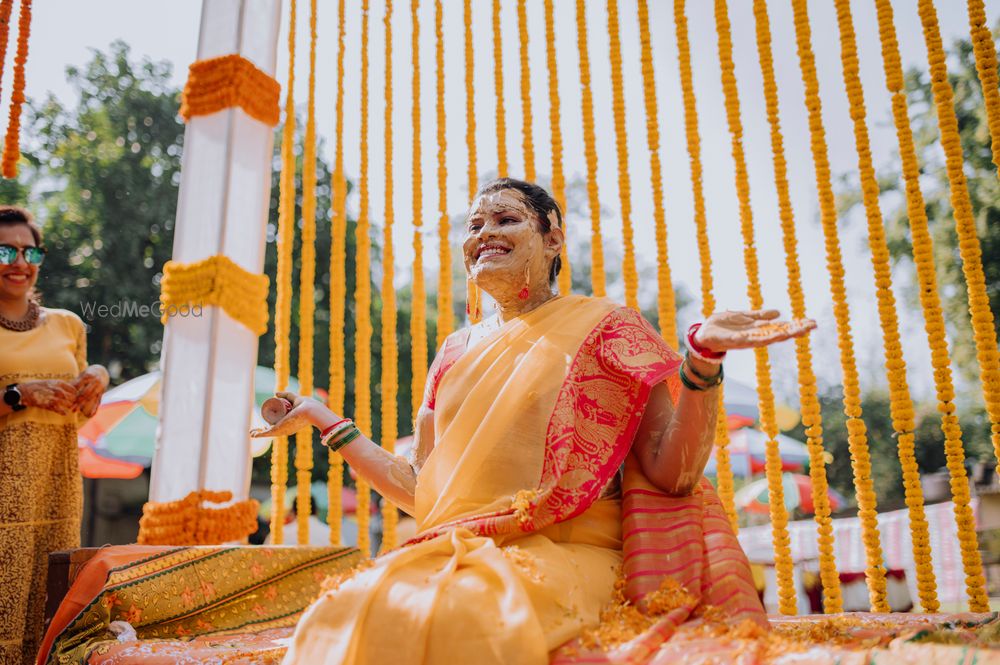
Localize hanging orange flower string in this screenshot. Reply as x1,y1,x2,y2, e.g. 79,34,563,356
437,0,462,335
517,0,535,182
606,0,638,311
411,0,428,420
464,0,477,199
461,0,480,330
355,0,374,557
0,0,15,100
575,0,605,297
380,0,400,553
752,0,840,613
790,0,888,612
714,0,794,615
636,0,676,344
492,0,508,178
1,0,31,178
270,0,298,544
966,0,1000,178
327,0,348,546
293,0,319,546
836,0,941,611
875,0,986,612
673,0,736,528
918,0,1000,482
543,0,571,296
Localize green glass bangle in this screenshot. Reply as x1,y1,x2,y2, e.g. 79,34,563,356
327,427,361,453
679,362,707,392
684,352,724,387
679,359,724,391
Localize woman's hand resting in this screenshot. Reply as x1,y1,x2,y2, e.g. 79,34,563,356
249,391,328,438
694,309,815,354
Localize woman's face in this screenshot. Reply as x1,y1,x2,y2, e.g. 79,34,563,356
0,224,40,301
462,190,561,299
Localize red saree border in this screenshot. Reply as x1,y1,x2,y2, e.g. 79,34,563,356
409,305,681,543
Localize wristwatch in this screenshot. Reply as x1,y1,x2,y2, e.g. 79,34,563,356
3,383,25,411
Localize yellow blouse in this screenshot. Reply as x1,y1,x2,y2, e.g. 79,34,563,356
0,307,87,428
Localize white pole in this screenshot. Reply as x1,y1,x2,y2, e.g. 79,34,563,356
150,0,283,502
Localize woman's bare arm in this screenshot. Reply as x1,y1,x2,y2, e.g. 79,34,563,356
633,310,815,496
632,358,720,496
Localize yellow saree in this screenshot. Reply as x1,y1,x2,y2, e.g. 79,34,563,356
284,296,762,665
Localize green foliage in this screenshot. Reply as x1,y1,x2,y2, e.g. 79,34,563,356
842,30,1000,391
29,40,184,379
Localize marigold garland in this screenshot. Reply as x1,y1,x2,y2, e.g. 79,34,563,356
673,0,736,528
160,255,270,336
380,0,400,553
575,0,605,297
543,0,571,296
327,0,349,547
438,0,461,334
271,0,298,544
138,491,259,546
466,0,482,324
464,0,477,198
752,0,840,613
179,54,281,126
606,0,638,311
875,0,986,612
636,0,675,344
0,0,16,101
517,0,535,182
967,0,1000,178
411,0,429,421
790,0,888,612
714,0,794,615
294,0,320,545
836,0,941,612
355,0,374,557
1,0,30,178
919,0,1000,481
492,0,508,177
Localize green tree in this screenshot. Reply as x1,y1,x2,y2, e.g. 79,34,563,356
849,28,1000,389
29,40,184,379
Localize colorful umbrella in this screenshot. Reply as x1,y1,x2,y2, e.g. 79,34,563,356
77,367,307,478
703,427,812,477
733,472,847,515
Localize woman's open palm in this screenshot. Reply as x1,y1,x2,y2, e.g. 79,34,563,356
695,309,816,353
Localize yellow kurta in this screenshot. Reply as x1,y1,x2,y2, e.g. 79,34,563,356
0,308,87,664
285,297,623,665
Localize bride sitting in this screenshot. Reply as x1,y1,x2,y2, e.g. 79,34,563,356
253,178,814,665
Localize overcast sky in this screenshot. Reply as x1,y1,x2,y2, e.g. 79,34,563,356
21,0,1000,404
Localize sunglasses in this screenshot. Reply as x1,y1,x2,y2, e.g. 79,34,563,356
0,244,46,266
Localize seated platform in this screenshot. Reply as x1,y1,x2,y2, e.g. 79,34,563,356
39,546,1000,664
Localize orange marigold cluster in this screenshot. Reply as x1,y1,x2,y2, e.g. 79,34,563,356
714,0,795,614
967,0,1000,177
159,254,270,336
752,0,840,613
179,54,281,127
673,0,736,527
1,0,30,178
606,0,638,311
575,0,605,297
543,0,571,296
790,0,887,612
138,490,259,546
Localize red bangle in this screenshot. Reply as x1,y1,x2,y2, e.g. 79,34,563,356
320,418,351,439
686,323,726,359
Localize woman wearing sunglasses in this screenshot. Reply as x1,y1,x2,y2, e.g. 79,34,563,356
0,205,109,663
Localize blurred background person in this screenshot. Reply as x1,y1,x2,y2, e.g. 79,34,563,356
0,206,109,663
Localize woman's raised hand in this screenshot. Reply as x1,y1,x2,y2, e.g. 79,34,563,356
695,309,816,353
249,391,325,438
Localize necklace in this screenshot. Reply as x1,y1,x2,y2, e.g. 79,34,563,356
0,299,40,332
